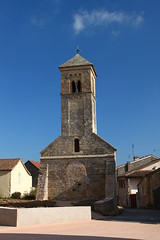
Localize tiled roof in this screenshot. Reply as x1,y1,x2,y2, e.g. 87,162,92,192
117,157,160,177
59,54,93,68
0,158,21,171
30,161,40,170
125,170,152,178
117,154,158,169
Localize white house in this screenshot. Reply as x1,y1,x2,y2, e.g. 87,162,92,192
0,158,32,198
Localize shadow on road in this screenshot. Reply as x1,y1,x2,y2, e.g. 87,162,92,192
93,208,160,224
0,233,140,240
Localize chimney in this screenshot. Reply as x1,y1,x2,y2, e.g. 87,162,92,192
133,156,139,161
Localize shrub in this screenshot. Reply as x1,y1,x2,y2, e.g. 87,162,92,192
11,192,21,199
22,188,37,200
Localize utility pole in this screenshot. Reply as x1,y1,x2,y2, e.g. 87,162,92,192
132,144,134,159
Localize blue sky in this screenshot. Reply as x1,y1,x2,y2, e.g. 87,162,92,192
0,0,160,165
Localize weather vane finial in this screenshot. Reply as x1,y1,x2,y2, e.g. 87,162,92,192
75,46,81,54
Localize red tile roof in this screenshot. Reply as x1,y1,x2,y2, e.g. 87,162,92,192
30,161,40,170
0,158,21,171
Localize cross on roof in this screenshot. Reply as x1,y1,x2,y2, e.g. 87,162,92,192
75,46,81,54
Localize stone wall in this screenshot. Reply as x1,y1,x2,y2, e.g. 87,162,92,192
138,168,160,209
138,176,149,208
60,65,97,136
37,155,115,201
117,178,128,206
41,133,115,157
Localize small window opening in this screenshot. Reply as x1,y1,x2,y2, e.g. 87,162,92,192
77,81,81,92
74,138,79,152
18,173,21,185
72,81,76,93
119,179,125,188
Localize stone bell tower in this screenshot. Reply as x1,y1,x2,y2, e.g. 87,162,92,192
60,53,97,137
37,51,117,214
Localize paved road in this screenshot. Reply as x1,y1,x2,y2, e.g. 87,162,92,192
94,208,160,224
0,208,160,240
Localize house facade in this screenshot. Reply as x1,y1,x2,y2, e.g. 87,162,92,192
25,160,40,187
0,158,32,198
37,53,117,212
117,155,159,208
138,166,160,209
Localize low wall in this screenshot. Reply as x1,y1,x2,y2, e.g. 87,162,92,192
0,206,91,227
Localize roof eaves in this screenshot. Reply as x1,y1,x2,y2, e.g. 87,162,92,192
30,160,40,170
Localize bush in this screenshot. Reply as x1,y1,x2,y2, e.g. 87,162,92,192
11,192,21,199
22,188,37,200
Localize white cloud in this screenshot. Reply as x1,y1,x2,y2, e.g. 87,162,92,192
73,9,144,34
73,14,85,33
132,15,144,26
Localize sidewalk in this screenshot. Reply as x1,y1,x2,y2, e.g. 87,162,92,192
0,219,160,240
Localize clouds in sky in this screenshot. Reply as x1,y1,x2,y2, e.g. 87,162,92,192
73,9,144,34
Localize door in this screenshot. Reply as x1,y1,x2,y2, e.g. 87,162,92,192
129,194,137,208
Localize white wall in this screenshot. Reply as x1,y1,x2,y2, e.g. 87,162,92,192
0,206,91,227
10,161,32,195
130,178,141,194
142,161,160,171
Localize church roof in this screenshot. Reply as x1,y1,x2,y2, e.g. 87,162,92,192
59,54,92,67
59,54,97,76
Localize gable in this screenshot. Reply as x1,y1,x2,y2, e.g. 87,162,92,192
25,160,40,170
0,158,21,171
41,133,116,157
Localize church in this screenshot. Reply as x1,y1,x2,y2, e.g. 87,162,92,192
37,52,117,211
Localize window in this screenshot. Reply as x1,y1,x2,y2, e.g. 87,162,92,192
74,138,79,152
77,80,81,92
119,179,125,188
141,187,144,195
72,81,76,93
18,173,21,185
71,80,82,93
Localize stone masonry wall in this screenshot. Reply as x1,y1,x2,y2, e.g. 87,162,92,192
37,156,115,201
41,133,115,157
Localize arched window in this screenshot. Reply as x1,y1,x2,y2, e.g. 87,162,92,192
77,81,81,93
72,81,76,93
74,138,80,152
